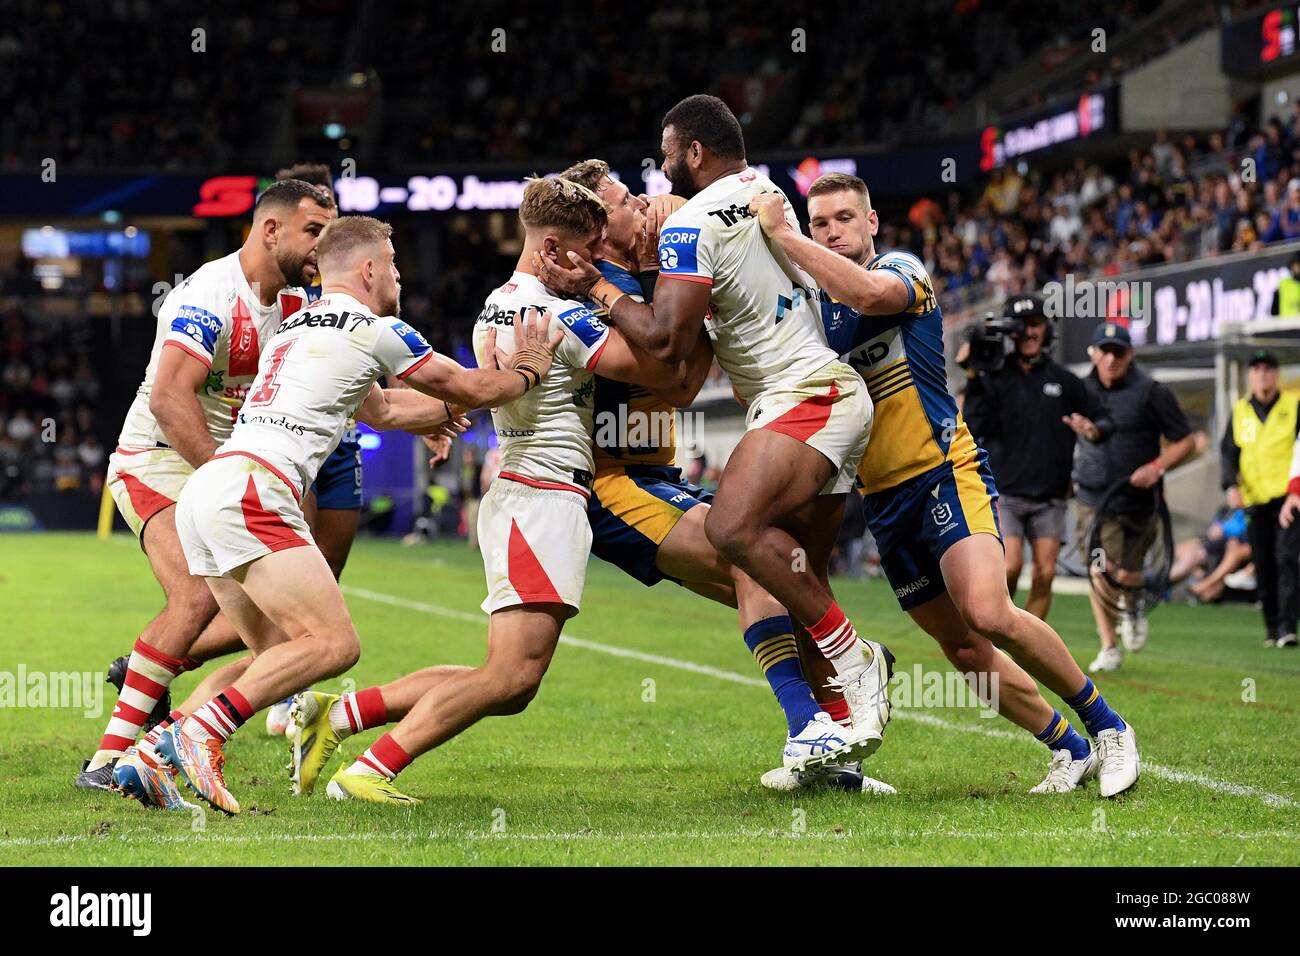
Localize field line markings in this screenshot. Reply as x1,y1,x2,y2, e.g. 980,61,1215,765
347,585,1295,808
3,827,1298,849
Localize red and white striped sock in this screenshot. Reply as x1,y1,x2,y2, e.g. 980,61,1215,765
808,603,869,670
184,687,254,743
328,688,387,738
821,697,852,727
140,709,183,756
349,733,413,780
88,638,185,769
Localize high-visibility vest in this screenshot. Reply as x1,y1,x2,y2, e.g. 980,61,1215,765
1233,392,1300,506
1279,276,1300,317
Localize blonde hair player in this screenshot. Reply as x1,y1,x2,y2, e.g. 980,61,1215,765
152,216,561,815
286,177,717,805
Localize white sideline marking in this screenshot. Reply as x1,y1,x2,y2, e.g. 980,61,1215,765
3,828,1298,850
342,585,1298,809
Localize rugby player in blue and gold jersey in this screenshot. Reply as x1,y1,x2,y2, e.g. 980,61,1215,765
749,173,1140,797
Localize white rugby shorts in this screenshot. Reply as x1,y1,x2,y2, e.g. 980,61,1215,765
745,360,872,495
478,473,591,616
175,451,314,577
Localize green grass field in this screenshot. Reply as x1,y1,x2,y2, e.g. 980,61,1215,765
2,531,1297,866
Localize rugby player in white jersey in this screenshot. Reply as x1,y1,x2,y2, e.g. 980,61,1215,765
135,164,462,744
73,180,336,794
556,159,889,791
537,95,892,762
154,215,560,815
291,177,713,805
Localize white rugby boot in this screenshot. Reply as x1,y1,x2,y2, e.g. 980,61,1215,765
1029,748,1098,794
824,640,894,759
1096,723,1140,797
783,712,876,771
760,761,896,794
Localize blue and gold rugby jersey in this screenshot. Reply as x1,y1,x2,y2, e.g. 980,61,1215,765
585,257,677,469
820,250,978,494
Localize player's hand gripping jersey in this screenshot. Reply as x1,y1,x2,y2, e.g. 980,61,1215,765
174,292,433,576
107,252,306,535
658,168,870,492
818,250,979,494
470,271,611,615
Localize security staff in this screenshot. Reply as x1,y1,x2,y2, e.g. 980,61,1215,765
1272,254,1300,318
964,294,1113,620
1222,350,1300,647
1074,321,1196,672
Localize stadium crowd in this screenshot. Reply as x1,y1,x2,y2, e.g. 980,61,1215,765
0,302,106,499
898,108,1300,312
1,0,1162,171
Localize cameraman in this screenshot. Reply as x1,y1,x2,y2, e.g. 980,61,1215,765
962,294,1112,620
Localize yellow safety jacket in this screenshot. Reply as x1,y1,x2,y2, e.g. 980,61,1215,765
1233,391,1300,505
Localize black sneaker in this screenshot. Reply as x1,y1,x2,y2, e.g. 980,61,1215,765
105,654,172,732
75,758,118,791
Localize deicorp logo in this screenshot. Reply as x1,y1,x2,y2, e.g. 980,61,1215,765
50,886,151,936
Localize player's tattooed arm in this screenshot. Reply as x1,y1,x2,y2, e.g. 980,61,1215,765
748,193,910,317
404,308,563,409
150,345,219,468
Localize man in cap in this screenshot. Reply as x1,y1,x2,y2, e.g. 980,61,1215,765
1074,322,1196,671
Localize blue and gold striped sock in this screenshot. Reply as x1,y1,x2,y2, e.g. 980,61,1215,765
1064,677,1126,737
1034,711,1091,761
744,616,822,736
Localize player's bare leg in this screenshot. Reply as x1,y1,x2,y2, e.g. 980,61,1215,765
703,429,842,624
173,492,361,732
78,506,219,786
159,547,360,814
1004,534,1025,604
707,433,893,758
655,502,862,771
288,663,473,794
174,657,254,717
909,591,1098,793
325,605,566,804
941,534,1091,699
184,615,247,664
939,532,1138,796
908,592,1053,733
1025,536,1061,621
308,505,360,580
